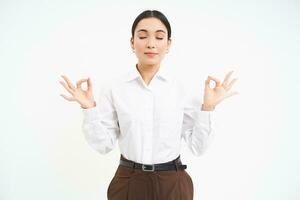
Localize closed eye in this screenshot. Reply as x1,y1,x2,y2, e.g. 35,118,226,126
138,37,164,40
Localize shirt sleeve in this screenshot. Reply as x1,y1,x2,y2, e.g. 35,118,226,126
81,86,120,154
181,88,215,156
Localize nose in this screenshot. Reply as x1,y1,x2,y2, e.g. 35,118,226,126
146,37,156,49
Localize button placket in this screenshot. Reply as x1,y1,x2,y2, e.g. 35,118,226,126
143,90,154,163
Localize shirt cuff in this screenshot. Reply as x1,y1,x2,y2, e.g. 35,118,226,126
82,106,100,122
195,108,213,125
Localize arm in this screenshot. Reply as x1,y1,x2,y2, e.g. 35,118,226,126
181,93,215,156
81,87,120,154
181,70,238,156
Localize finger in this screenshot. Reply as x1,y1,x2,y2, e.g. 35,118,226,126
226,78,238,91
205,76,219,89
225,91,239,99
207,75,221,87
60,94,76,101
222,70,234,86
76,78,88,89
61,75,76,90
205,77,212,90
59,81,75,95
87,77,93,92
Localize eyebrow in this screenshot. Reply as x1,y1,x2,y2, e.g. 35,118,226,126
137,29,166,34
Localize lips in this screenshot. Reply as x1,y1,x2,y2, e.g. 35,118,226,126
144,52,158,57
145,52,158,54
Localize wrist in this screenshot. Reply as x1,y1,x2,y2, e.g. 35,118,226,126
201,103,215,111
81,101,96,109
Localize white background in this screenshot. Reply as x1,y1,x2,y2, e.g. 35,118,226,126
1,0,299,199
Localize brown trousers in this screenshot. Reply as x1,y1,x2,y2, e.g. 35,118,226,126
107,155,194,200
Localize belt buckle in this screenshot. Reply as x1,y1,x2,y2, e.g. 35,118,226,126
142,164,155,172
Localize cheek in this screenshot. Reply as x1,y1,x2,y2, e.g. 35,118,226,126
134,42,146,52
158,45,168,53
158,41,168,49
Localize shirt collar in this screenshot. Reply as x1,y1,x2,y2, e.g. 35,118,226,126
124,64,171,83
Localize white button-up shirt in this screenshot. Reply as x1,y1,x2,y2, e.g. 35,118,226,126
82,65,214,164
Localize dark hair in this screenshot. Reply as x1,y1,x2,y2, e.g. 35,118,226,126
131,10,172,40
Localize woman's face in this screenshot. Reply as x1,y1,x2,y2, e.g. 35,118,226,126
131,17,171,67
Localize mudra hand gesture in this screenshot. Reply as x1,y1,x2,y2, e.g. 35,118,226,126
201,71,239,111
59,75,96,109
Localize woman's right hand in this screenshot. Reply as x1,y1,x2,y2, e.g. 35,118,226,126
59,75,96,109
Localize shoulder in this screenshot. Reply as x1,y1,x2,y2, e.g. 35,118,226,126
172,74,204,107
170,74,189,97
97,71,130,97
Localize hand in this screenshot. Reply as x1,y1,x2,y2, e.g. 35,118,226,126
202,71,239,111
59,75,96,109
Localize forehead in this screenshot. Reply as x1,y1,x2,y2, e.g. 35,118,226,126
135,17,167,34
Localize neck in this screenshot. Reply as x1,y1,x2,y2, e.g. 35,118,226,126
136,62,160,85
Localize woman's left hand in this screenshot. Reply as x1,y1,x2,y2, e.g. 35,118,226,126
201,71,239,111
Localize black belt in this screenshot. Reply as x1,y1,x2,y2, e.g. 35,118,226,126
119,154,187,172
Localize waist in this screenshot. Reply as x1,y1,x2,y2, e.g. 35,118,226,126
119,154,187,172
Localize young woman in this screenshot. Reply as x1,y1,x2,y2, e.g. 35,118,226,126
59,10,238,200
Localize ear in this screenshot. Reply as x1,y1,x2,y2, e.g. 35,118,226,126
167,38,172,49
130,37,134,50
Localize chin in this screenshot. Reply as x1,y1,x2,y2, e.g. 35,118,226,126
141,59,160,66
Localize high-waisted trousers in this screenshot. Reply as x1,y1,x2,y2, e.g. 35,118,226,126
107,155,194,200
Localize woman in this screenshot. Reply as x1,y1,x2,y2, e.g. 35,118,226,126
59,10,238,200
